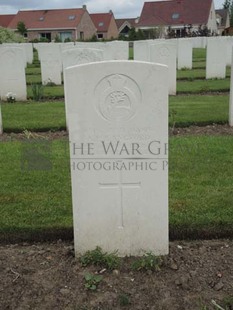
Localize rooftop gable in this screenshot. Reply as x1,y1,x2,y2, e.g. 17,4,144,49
215,9,229,27
90,12,114,32
138,0,213,27
8,8,86,30
115,18,137,30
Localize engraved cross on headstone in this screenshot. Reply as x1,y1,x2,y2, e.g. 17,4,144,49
99,172,141,229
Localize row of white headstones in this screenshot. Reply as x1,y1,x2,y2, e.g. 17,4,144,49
0,37,233,256
1,36,233,99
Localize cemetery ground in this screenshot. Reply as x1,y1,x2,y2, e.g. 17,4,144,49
0,48,233,309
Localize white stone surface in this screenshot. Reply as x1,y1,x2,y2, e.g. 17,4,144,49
105,41,129,60
22,43,33,64
133,40,151,61
0,46,27,101
62,48,104,129
191,37,207,48
177,39,193,69
226,37,233,66
206,37,226,79
65,60,169,257
62,48,104,70
39,44,62,85
150,42,177,95
229,47,233,126
3,43,27,67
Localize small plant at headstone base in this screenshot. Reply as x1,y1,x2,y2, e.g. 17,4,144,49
80,246,120,270
6,92,16,103
84,273,103,291
118,293,131,306
222,295,233,309
31,83,44,101
131,252,162,272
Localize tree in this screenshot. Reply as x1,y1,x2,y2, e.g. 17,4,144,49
17,21,27,36
223,0,231,9
0,27,24,43
222,0,233,26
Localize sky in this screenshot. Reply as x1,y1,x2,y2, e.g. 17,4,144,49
0,0,226,18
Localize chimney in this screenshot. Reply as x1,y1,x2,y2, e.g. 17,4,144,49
109,10,113,15
83,5,87,10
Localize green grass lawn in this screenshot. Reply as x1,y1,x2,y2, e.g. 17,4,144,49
0,136,233,241
0,46,233,243
169,135,233,239
177,78,230,94
1,94,229,132
170,95,229,126
1,101,66,132
177,67,231,80
0,139,72,242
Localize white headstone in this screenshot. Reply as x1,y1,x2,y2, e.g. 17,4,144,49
62,48,105,129
0,47,27,101
150,42,177,95
3,43,27,67
62,48,104,70
39,44,62,85
226,37,233,66
191,37,207,48
21,43,33,64
229,47,233,126
206,37,226,79
65,60,169,257
105,41,129,60
177,39,193,69
134,40,152,61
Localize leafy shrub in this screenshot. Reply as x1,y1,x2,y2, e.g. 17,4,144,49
131,252,162,271
0,27,24,43
80,246,120,270
84,273,103,291
31,84,44,101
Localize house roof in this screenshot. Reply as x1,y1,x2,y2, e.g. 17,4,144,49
90,12,114,32
8,8,86,30
138,0,213,27
115,18,137,29
0,14,15,27
215,9,229,27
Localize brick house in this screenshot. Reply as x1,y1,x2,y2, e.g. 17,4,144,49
90,11,119,39
137,0,218,37
116,18,138,37
7,6,96,42
215,9,230,35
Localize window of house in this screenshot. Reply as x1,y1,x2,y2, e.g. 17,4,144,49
39,32,51,41
98,22,104,27
39,17,44,21
80,31,84,40
68,15,76,20
97,33,103,39
172,13,180,19
59,32,72,42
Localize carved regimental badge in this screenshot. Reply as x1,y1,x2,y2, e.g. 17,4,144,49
95,74,141,122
